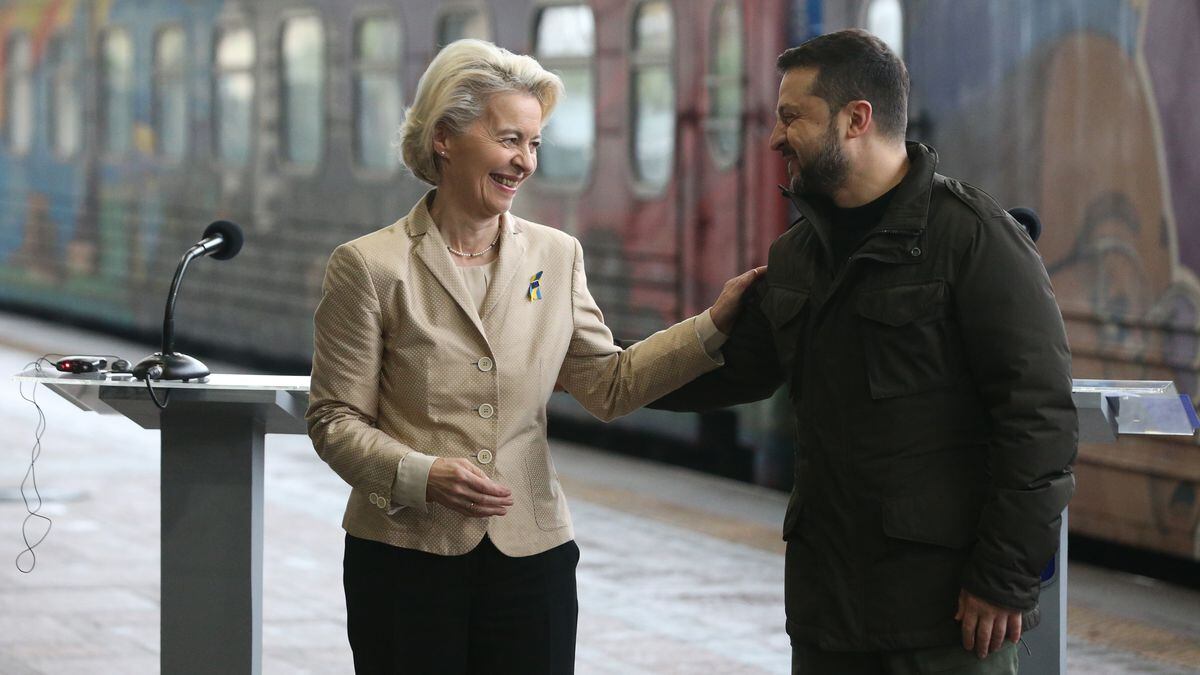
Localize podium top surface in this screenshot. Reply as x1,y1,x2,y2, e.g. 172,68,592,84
12,372,1185,398
14,370,309,391
1070,379,1179,395
14,369,310,433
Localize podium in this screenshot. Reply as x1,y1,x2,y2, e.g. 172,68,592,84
1027,379,1198,675
14,371,308,675
13,371,1199,674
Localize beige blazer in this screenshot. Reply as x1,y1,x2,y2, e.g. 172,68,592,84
307,194,721,557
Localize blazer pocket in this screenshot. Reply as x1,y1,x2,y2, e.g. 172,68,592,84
856,280,951,399
525,448,570,531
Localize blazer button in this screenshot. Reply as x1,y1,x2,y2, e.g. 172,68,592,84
368,492,380,506
476,449,494,465
478,403,495,418
477,357,494,372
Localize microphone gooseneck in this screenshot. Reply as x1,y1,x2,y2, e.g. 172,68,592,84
133,221,244,383
161,249,201,355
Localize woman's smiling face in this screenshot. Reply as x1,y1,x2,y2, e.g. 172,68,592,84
436,92,543,219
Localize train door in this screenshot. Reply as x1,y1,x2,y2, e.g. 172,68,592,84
680,0,743,317
674,0,791,319
252,1,345,358
90,4,211,329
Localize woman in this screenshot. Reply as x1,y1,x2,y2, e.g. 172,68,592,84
307,39,760,674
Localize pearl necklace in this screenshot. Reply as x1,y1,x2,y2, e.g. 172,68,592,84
446,228,501,258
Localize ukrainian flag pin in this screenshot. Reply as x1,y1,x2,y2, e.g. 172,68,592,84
528,271,543,301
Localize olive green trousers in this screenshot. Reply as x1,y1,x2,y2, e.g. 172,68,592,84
792,641,1018,675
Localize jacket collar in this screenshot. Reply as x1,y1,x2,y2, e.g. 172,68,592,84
784,142,938,267
881,141,938,231
406,189,527,344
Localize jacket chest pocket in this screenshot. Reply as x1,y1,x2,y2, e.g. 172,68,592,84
761,286,810,384
856,280,951,399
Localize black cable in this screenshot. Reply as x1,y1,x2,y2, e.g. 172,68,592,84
15,357,55,573
14,354,158,572
144,371,171,410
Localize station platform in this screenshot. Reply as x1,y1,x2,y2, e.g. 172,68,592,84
0,312,1197,674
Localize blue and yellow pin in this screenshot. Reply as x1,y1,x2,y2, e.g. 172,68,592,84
527,271,543,301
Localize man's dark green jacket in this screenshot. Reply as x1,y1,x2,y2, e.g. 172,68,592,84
654,143,1078,650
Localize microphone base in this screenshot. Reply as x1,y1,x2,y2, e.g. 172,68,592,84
132,352,211,382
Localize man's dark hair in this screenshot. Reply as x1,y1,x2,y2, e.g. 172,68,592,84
776,29,909,140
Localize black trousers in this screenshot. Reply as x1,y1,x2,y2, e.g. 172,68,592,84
343,533,580,674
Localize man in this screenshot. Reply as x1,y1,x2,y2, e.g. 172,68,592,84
653,29,1077,674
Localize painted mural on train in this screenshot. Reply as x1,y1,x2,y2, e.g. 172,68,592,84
0,0,1196,558
902,0,1200,558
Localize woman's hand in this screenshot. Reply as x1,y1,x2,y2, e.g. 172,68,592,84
709,266,767,334
426,458,515,518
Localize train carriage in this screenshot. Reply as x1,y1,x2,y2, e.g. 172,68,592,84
0,0,1196,561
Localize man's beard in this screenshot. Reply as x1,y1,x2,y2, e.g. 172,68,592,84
788,123,848,198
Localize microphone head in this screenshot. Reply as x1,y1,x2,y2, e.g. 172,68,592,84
1007,207,1042,243
202,220,244,260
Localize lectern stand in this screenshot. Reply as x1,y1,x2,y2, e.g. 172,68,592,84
14,371,309,675
1027,379,1198,675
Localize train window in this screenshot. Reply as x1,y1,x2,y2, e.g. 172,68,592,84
4,34,32,155
353,16,402,171
437,7,491,46
281,16,326,168
631,1,674,191
47,36,81,158
154,27,188,161
100,29,134,157
215,27,255,166
864,0,903,58
706,1,742,168
534,4,595,186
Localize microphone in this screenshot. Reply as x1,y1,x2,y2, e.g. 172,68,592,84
1007,207,1042,243
191,220,244,260
132,221,244,382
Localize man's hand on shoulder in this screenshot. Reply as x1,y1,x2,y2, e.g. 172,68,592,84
955,589,1022,659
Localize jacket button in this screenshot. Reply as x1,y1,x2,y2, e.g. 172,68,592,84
477,356,494,372
476,448,494,465
368,492,380,506
910,247,922,257
478,403,495,418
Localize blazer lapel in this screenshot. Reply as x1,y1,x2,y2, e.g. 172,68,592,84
407,194,488,340
480,212,527,326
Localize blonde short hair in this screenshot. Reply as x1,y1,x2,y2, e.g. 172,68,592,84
398,39,564,185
